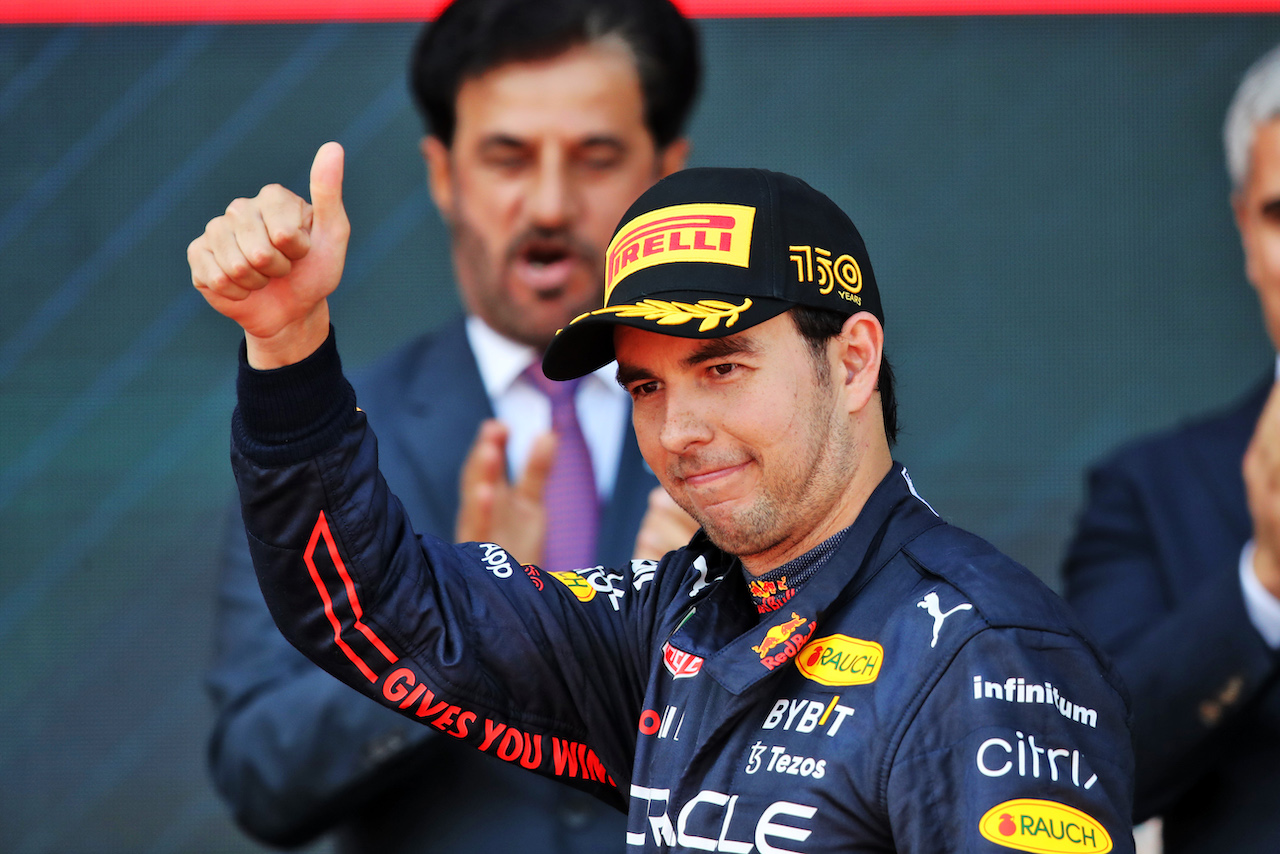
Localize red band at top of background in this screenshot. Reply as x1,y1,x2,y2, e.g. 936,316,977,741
3,0,1279,25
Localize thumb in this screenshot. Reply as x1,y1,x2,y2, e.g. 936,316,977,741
309,141,347,232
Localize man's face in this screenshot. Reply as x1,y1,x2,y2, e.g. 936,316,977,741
615,314,863,571
425,39,686,350
1237,117,1280,350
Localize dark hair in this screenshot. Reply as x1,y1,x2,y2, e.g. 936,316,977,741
790,306,898,446
410,0,700,149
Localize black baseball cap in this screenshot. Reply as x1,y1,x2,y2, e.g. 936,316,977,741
542,167,883,381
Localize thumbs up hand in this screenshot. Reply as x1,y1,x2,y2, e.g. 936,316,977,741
189,142,351,367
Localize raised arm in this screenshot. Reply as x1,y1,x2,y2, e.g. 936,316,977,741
192,145,665,817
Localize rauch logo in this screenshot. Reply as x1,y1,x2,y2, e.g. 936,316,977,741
550,570,596,603
795,634,883,687
978,799,1112,853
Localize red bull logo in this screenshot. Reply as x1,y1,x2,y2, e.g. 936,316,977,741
752,612,816,671
605,203,755,300
748,575,796,613
748,576,789,598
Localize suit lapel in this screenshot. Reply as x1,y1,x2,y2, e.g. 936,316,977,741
362,317,659,570
1187,376,1271,543
362,320,494,540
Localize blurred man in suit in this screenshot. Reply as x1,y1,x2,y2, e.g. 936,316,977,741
1063,42,1280,854
203,1,699,850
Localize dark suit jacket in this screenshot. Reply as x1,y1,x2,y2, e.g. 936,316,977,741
1063,377,1280,854
206,319,657,853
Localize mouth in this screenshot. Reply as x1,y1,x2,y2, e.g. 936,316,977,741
511,236,580,295
681,461,751,489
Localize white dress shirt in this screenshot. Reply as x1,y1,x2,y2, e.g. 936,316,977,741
1239,356,1280,648
466,315,628,501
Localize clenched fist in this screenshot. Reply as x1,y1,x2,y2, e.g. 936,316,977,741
188,142,350,368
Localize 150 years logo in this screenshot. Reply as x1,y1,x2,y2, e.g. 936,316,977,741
788,244,862,304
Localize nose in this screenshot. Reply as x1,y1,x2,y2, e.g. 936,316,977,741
530,147,577,229
657,388,714,455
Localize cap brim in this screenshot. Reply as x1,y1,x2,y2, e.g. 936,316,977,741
541,291,792,381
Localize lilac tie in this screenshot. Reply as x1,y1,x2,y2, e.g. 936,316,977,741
524,366,599,572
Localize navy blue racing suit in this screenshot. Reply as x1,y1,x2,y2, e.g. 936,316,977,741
231,332,1135,853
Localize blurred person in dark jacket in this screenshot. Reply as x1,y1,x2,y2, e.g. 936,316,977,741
1064,42,1280,854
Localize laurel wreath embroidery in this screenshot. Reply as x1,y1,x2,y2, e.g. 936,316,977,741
585,298,753,333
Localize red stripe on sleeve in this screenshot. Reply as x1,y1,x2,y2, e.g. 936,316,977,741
304,510,399,683
316,511,402,663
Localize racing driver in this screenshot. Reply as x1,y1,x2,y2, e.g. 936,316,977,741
189,144,1136,853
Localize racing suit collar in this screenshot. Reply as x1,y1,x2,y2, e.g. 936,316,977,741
681,462,944,696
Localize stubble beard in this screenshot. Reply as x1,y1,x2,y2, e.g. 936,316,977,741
449,214,604,350
674,375,855,563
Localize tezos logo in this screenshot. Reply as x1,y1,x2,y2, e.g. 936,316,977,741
978,799,1112,853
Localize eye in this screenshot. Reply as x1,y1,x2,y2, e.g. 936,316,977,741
709,363,737,377
490,156,529,173
577,142,625,173
480,145,532,173
582,153,622,172
628,380,661,399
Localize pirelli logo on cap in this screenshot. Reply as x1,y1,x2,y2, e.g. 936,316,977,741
605,203,755,302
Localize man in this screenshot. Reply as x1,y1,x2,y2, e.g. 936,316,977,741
192,152,1136,851
202,1,698,850
1063,43,1280,853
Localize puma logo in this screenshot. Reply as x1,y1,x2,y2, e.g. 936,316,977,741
688,555,712,598
917,591,972,648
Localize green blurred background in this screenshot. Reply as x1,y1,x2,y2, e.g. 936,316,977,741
2,14,1279,852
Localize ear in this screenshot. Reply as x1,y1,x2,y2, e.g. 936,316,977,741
656,137,690,179
834,312,884,415
422,135,454,218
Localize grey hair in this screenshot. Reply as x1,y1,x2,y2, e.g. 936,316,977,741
1225,43,1280,194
